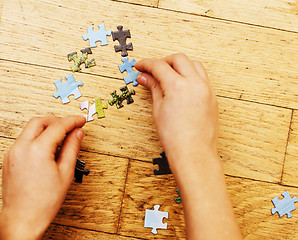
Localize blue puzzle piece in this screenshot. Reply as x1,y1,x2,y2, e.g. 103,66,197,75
271,191,298,218
118,57,140,86
82,24,111,48
53,74,83,104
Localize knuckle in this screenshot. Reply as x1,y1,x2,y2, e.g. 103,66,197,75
173,53,188,61
153,59,164,68
28,117,43,126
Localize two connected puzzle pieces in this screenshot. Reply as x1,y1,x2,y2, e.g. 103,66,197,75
80,98,108,122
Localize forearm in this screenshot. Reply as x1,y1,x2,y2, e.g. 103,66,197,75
168,151,242,240
0,211,44,240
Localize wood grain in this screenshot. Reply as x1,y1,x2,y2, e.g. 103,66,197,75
158,0,298,32
0,60,292,183
119,159,298,239
282,110,298,187
113,0,158,7
53,152,129,233
43,224,136,239
0,0,3,22
1,0,298,109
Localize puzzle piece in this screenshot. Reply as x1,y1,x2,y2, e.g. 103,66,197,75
80,101,96,122
175,189,182,204
53,74,83,104
108,86,135,109
74,157,90,183
112,25,133,57
271,191,298,218
118,57,140,86
67,47,96,72
144,205,168,234
82,24,111,48
80,98,108,121
153,151,172,175
95,98,108,118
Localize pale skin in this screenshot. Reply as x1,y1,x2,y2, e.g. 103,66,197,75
0,53,242,240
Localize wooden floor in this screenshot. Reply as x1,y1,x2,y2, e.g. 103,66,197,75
0,0,298,239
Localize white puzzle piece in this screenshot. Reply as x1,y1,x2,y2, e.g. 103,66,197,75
144,205,168,234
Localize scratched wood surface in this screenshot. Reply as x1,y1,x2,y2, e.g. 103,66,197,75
158,0,298,32
283,111,298,188
0,0,297,239
1,0,298,109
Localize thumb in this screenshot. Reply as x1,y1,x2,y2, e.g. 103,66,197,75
137,73,163,107
57,128,85,186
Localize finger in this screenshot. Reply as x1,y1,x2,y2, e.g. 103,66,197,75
35,116,86,151
193,60,209,81
135,58,181,91
57,128,84,186
17,116,60,142
137,72,163,107
163,53,197,77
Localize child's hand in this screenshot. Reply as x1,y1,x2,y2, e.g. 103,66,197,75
0,116,86,240
136,54,242,240
135,53,218,173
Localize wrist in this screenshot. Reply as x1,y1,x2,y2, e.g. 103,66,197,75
0,210,44,240
167,147,220,176
167,149,224,192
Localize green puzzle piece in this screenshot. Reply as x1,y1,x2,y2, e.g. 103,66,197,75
67,47,96,72
95,98,108,119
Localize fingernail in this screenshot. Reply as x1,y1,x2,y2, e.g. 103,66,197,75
77,128,85,140
137,74,147,85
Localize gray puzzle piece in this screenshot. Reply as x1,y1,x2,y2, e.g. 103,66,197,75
271,191,298,218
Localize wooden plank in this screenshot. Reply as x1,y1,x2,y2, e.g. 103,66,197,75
0,0,4,22
113,0,158,7
0,0,298,109
0,60,292,183
43,224,133,239
0,137,129,233
158,0,298,33
118,159,298,239
217,97,291,183
282,110,298,187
